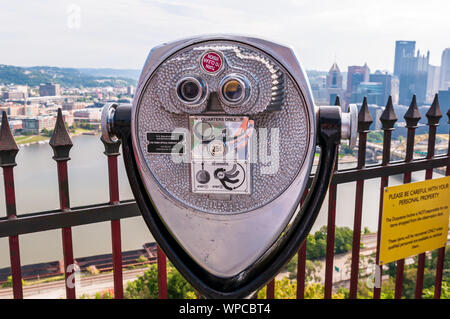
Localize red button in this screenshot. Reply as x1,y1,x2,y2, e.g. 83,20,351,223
201,51,223,74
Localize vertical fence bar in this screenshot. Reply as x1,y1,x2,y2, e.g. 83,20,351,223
0,111,23,299
349,97,372,299
394,95,421,299
296,241,306,299
324,96,341,299
324,181,336,299
157,245,167,299
414,94,442,299
49,109,75,299
373,96,397,299
102,137,123,299
296,188,309,299
434,107,450,299
324,180,337,299
266,279,275,299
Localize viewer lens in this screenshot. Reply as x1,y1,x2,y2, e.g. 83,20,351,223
177,77,205,104
180,80,200,101
222,80,243,102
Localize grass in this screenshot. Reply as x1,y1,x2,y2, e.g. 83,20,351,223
14,135,49,145
70,128,96,135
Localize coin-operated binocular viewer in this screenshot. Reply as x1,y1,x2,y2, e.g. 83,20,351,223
101,35,357,298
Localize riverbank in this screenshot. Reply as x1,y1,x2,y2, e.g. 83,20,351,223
14,129,100,146
0,242,157,287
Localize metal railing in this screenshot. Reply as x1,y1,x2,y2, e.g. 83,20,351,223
0,94,448,299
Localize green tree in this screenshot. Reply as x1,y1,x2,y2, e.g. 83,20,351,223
305,226,357,260
125,264,159,299
125,262,197,299
257,277,297,299
367,131,383,143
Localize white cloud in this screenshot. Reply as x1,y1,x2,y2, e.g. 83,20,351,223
0,0,448,72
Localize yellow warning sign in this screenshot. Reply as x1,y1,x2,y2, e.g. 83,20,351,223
379,176,450,265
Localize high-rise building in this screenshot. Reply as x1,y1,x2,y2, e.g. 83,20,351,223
355,82,385,106
393,41,429,105
326,62,344,106
345,64,370,104
394,41,416,76
39,83,61,97
369,72,399,106
427,65,441,103
439,48,450,90
436,88,450,135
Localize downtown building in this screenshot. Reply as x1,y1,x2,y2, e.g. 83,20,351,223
393,40,429,106
345,64,370,105
326,63,345,106
39,83,61,97
439,48,450,90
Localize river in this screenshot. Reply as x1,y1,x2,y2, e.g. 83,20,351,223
0,135,444,268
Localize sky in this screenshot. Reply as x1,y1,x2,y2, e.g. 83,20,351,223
1,0,449,73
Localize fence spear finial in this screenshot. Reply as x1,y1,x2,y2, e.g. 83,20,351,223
334,95,341,106
358,96,372,133
49,108,73,161
380,95,397,130
404,94,421,128
0,111,19,167
425,93,442,126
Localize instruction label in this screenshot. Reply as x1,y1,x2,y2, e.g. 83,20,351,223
379,176,450,265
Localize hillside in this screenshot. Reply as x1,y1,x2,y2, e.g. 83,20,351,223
0,65,137,88
78,68,140,81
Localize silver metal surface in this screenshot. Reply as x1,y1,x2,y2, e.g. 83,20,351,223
101,102,119,144
130,35,317,277
341,103,358,149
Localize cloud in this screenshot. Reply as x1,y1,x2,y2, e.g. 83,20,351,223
0,0,448,71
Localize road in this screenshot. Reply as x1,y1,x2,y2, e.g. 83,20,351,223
0,267,149,299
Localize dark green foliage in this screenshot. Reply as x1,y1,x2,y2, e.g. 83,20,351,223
0,65,136,88
367,131,384,143
125,263,196,299
306,226,357,260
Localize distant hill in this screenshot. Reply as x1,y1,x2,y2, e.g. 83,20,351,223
0,65,137,88
78,68,140,81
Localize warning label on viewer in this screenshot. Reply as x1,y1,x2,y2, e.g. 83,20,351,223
379,176,450,265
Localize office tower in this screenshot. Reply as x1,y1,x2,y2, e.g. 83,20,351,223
427,65,441,103
394,41,430,105
394,41,416,76
326,62,344,106
367,72,399,106
345,63,370,104
440,48,450,90
39,83,61,97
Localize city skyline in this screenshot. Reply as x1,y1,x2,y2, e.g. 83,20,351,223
0,0,449,72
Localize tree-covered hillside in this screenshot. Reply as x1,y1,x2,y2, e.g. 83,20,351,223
0,65,137,88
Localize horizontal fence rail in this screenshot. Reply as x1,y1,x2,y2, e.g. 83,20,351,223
0,92,449,299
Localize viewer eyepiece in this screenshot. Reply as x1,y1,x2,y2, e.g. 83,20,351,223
177,76,206,104
219,74,250,106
